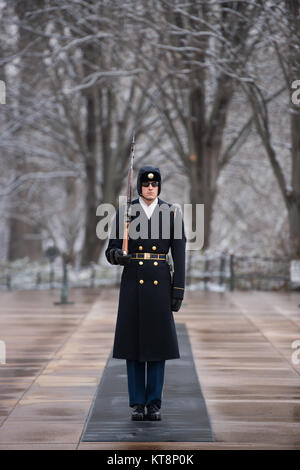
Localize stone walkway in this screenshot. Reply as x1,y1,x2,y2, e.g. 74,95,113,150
0,287,300,449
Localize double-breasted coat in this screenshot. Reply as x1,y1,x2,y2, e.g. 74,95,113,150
105,197,186,362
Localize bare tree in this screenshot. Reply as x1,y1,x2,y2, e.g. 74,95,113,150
243,0,300,259
127,0,265,249
1,0,162,266
2,0,297,269
6,0,48,261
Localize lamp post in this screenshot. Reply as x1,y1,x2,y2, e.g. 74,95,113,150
54,253,74,305
45,246,59,289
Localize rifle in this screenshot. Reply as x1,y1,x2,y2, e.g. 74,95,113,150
167,207,177,282
122,131,135,255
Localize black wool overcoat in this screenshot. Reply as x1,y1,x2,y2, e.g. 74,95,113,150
105,197,186,361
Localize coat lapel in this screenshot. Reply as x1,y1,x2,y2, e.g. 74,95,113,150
133,197,161,221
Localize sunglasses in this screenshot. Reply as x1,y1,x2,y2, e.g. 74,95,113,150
141,181,159,187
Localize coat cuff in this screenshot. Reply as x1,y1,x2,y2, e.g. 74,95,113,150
171,285,185,300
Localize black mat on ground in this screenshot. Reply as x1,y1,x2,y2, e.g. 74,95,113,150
80,323,215,442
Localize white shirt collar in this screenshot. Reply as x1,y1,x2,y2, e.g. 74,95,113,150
139,196,158,219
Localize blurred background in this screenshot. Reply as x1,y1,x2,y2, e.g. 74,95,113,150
0,0,299,293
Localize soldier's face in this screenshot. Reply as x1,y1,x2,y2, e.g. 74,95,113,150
141,181,159,201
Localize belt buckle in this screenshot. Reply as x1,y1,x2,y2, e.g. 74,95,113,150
144,253,150,259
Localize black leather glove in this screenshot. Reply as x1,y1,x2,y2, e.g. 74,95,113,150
171,298,182,312
112,248,132,266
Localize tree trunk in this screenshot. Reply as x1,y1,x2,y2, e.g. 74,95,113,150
289,94,300,259
8,0,45,262
80,84,100,266
188,75,233,250
286,0,300,259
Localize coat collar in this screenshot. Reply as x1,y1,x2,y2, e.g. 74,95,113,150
130,197,165,221
132,197,165,206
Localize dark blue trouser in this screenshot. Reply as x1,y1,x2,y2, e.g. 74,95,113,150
126,359,165,408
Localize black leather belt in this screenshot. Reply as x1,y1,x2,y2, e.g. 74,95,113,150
131,253,167,260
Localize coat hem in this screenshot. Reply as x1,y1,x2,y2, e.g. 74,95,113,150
112,354,180,361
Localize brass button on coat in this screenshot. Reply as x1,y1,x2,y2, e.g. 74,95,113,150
154,261,158,266
139,261,143,265
139,279,144,284
138,246,143,251
154,280,158,285
152,246,157,251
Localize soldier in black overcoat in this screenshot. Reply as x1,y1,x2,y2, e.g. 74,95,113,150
105,166,186,421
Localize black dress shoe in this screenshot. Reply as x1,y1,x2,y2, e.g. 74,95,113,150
131,404,145,421
146,403,161,421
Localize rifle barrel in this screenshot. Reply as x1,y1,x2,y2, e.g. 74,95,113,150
122,131,135,254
